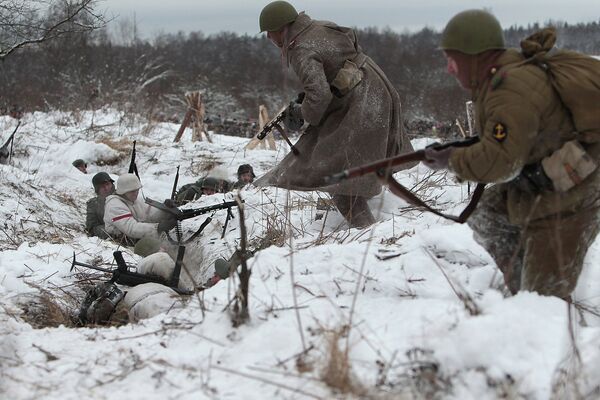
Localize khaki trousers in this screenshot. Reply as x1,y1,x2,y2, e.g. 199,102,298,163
468,184,600,299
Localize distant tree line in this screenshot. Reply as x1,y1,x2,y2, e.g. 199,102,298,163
2,19,599,132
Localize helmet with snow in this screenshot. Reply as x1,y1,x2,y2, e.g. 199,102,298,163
259,1,298,32
116,173,142,195
440,9,505,55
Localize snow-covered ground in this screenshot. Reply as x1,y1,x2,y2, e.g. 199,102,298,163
1,109,599,400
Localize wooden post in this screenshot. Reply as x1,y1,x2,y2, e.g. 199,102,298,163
174,108,193,143
245,104,277,151
173,91,211,143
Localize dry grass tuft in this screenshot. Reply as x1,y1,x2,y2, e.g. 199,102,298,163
249,213,288,251
19,288,79,329
320,325,366,396
95,137,154,166
190,155,223,174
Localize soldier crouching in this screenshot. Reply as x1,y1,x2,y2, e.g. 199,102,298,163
103,173,177,244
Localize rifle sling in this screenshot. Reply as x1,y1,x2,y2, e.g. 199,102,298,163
274,123,299,155
376,170,485,223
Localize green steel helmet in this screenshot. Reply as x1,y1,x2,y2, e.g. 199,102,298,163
259,1,298,32
201,177,220,192
440,9,505,55
72,159,87,168
92,172,114,192
237,164,255,178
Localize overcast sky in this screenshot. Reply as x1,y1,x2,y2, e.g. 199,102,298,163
100,0,600,39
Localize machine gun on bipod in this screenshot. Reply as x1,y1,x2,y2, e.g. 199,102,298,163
70,249,192,295
146,197,241,243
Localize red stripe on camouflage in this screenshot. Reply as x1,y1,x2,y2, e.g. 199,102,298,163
112,213,133,222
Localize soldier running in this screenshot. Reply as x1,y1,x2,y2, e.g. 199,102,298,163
423,10,600,299
254,1,415,228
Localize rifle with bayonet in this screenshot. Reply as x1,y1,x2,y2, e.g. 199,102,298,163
0,121,21,164
70,250,192,295
325,137,485,223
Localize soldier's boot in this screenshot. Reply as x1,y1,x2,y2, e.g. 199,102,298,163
331,194,376,228
496,258,522,295
209,250,254,287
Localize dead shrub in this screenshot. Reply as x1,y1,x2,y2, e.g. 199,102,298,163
379,347,450,399
320,325,366,396
249,213,288,251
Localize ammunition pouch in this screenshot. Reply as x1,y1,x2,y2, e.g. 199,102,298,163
513,140,598,193
331,53,368,97
541,140,598,192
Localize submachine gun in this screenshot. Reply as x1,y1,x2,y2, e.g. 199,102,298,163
70,249,192,295
256,93,305,156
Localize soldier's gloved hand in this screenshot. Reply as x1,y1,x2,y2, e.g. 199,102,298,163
157,216,178,233
295,92,305,104
163,199,177,208
423,144,454,170
214,258,231,279
282,102,304,131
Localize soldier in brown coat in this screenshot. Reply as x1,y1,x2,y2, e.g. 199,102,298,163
255,1,414,227
424,10,600,299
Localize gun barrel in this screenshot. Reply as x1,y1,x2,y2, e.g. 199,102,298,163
257,113,284,140
171,165,180,200
1,121,21,150
181,200,239,219
70,252,113,273
325,150,426,183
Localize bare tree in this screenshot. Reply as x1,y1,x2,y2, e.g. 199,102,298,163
0,0,107,60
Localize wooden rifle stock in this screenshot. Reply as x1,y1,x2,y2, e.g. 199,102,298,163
326,137,479,184
325,137,484,223
326,150,426,184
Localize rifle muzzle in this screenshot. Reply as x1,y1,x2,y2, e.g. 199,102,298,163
257,130,268,140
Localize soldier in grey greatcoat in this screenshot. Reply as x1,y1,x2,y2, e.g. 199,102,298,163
86,172,115,239
255,1,414,228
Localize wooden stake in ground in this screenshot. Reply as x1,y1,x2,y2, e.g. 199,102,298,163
231,194,251,327
173,91,212,143
245,105,277,151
